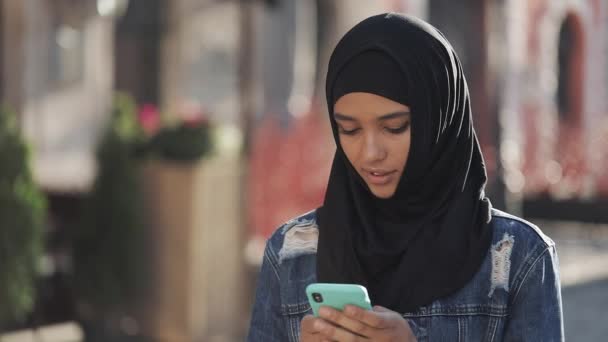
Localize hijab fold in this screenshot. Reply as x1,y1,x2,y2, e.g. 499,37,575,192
316,13,493,313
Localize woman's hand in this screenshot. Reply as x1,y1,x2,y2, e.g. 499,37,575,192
300,305,417,341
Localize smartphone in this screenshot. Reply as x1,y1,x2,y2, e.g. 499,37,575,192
306,283,372,317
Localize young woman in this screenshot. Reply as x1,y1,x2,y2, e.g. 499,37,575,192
247,13,564,341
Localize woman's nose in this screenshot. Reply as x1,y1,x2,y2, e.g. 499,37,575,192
362,133,387,162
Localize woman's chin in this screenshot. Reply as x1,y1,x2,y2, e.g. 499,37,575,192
369,185,397,199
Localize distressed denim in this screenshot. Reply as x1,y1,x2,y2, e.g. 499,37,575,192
247,209,564,341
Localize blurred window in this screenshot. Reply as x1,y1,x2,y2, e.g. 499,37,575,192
556,14,583,124
177,2,240,125
557,17,575,120
47,0,87,88
48,25,84,87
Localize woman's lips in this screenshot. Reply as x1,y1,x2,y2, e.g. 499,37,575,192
364,170,396,185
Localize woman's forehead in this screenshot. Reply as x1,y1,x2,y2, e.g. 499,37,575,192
334,92,410,114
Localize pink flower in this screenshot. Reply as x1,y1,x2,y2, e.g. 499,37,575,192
178,100,209,128
138,104,161,135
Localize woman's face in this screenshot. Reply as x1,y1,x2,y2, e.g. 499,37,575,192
333,92,411,199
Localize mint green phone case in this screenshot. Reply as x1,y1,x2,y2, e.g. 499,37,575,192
306,283,372,317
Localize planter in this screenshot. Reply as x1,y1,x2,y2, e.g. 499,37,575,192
138,155,244,341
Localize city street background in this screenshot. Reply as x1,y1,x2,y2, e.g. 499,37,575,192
0,0,606,341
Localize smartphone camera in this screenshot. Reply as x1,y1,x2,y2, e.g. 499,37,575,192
312,292,324,303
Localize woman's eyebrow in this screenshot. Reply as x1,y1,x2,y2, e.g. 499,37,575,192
378,111,411,121
334,111,411,122
334,113,357,122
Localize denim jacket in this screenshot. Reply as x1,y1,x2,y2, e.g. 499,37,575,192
247,208,564,341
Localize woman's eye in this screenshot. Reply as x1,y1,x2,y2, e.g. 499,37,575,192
338,127,360,135
385,122,410,134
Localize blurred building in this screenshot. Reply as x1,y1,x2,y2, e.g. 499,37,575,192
1,0,246,338
1,0,606,338
1,0,114,193
0,0,116,331
115,1,245,340
497,0,608,221
410,0,608,221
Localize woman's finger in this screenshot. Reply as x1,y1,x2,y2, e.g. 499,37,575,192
315,318,368,342
318,306,374,337
343,305,392,329
372,305,391,313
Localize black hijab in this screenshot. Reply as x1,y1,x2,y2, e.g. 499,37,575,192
316,13,493,313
